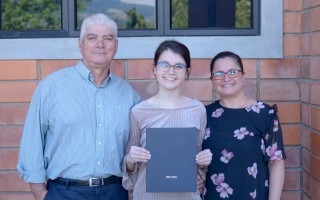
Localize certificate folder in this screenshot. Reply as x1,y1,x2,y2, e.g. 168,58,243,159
146,127,197,192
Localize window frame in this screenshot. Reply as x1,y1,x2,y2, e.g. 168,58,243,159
0,0,259,38
0,0,282,59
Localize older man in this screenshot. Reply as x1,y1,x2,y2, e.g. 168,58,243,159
17,13,140,200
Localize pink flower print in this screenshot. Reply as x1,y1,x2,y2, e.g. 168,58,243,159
251,102,265,113
250,189,256,199
212,108,224,118
204,128,211,140
266,143,278,157
220,149,234,164
273,120,279,132
266,143,283,160
211,173,225,185
247,163,258,179
234,127,249,140
216,183,233,198
271,150,283,160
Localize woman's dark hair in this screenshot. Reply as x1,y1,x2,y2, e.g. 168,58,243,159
154,40,191,69
210,51,245,78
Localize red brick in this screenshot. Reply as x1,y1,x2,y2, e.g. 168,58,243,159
0,149,19,169
310,177,320,200
301,12,312,33
300,58,310,79
300,82,310,103
0,82,37,103
127,59,154,80
190,59,211,79
303,170,311,196
284,35,301,56
312,0,320,6
260,80,300,101
0,60,37,80
302,104,311,126
260,59,300,78
0,193,34,200
0,172,30,191
0,126,23,147
310,153,320,182
284,147,300,167
301,127,311,150
183,80,213,101
277,103,301,123
310,84,320,105
284,0,303,10
281,191,302,200
302,148,311,173
129,81,158,100
301,35,311,56
311,107,320,131
0,104,29,125
283,169,301,190
242,59,257,79
311,8,320,31
243,80,257,100
310,33,320,55
284,12,301,33
311,131,320,155
40,60,77,79
310,57,320,80
282,124,301,145
110,59,125,78
302,193,311,200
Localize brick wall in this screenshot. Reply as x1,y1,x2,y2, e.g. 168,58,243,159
0,1,319,200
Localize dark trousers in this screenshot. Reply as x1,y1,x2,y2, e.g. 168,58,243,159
44,181,129,200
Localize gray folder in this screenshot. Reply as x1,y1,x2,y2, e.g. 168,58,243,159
146,127,197,192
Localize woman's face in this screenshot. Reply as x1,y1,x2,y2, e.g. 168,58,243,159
154,49,187,91
211,57,245,98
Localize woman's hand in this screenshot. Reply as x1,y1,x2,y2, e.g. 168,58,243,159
196,149,212,167
126,146,151,165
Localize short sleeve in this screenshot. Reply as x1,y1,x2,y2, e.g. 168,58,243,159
263,104,287,161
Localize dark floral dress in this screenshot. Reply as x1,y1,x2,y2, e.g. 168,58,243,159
202,100,286,200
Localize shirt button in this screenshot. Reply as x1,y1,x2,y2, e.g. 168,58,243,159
98,142,102,145
97,161,101,165
97,105,101,108
98,124,102,127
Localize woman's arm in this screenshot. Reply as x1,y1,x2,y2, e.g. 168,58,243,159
268,159,285,200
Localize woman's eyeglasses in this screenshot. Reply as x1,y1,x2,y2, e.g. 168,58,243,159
212,69,242,80
156,61,187,74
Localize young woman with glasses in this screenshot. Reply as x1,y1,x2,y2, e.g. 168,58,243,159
202,51,286,200
122,40,212,200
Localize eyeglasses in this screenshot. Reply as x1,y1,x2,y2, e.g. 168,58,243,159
156,61,187,74
212,69,242,80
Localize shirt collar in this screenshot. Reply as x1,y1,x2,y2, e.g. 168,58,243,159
75,60,112,87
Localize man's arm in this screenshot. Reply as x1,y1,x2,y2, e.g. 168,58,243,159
30,183,47,200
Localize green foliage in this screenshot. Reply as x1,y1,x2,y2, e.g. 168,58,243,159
125,8,147,29
236,0,251,28
2,0,61,30
171,0,188,28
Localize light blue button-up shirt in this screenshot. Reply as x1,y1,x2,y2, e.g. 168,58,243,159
17,61,141,183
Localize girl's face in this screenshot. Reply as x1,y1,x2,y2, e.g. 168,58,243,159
154,49,188,91
211,57,245,98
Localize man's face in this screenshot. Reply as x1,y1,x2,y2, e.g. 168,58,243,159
78,24,118,70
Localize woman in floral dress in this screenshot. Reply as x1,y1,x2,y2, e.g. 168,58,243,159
202,51,286,200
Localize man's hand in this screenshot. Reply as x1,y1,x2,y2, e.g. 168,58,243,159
30,183,47,200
